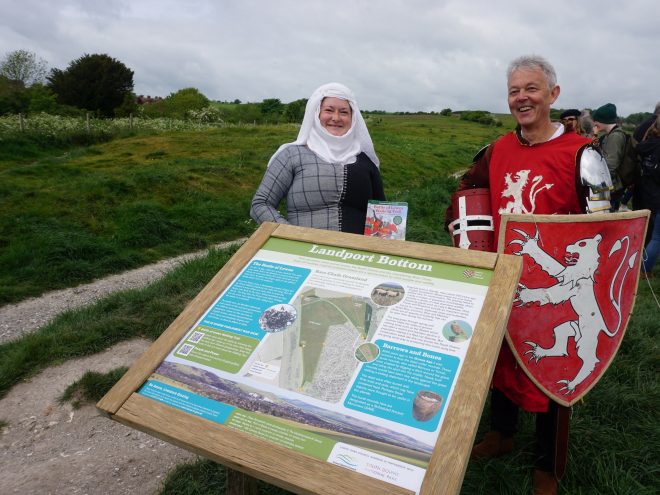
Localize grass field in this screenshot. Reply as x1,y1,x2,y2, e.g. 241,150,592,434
0,114,657,494
0,113,508,305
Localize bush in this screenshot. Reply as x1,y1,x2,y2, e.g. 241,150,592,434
187,106,225,124
141,88,210,120
0,76,28,115
260,98,285,123
460,110,500,126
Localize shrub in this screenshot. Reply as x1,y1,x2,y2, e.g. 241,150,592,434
460,110,500,126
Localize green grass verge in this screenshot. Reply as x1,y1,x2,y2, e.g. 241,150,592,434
59,367,128,408
0,129,117,163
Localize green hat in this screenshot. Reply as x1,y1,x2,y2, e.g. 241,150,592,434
592,103,618,124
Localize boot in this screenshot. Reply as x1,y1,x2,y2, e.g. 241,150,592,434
470,431,514,459
532,469,558,495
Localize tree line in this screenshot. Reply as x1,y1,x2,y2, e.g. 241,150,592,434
0,50,133,117
0,49,308,124
1,49,653,126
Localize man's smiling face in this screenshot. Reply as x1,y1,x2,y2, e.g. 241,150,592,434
507,68,559,131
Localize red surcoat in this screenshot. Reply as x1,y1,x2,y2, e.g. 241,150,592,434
488,130,590,411
489,131,588,242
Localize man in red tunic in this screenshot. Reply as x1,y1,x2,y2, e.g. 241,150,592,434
446,55,611,495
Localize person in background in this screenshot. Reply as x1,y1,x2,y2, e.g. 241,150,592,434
559,108,583,135
580,109,595,138
445,54,611,495
251,82,385,233
633,102,660,277
592,103,627,211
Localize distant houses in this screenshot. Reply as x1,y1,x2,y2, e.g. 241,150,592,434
135,94,163,105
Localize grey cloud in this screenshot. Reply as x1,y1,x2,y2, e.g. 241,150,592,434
0,0,657,115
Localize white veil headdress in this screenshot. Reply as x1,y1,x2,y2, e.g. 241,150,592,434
267,82,379,168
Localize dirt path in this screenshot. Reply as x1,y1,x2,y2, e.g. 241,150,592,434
0,339,196,494
0,239,245,344
0,239,246,494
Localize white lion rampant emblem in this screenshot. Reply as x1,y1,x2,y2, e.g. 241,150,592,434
499,169,553,215
509,228,637,394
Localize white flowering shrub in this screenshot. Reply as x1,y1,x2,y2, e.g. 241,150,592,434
0,112,228,137
187,106,225,124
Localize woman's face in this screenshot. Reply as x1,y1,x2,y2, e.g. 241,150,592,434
319,97,352,136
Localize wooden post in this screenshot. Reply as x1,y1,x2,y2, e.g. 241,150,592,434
226,468,258,495
86,112,91,133
19,113,24,131
129,113,133,131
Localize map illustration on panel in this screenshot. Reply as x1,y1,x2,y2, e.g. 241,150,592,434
246,287,388,402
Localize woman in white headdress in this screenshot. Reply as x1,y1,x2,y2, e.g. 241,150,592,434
250,82,385,233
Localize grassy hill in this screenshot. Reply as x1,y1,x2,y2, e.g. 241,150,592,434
0,114,509,305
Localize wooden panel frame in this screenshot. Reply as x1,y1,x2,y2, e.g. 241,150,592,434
98,223,522,495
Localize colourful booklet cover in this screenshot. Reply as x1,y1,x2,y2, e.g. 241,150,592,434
364,201,408,240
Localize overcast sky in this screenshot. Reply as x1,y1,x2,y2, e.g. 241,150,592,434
1,0,658,116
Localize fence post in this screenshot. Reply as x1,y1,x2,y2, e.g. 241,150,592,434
129,113,133,131
86,112,91,133
19,113,25,131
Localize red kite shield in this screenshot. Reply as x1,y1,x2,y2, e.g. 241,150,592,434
498,211,649,406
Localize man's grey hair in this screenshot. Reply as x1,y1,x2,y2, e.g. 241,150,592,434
507,55,557,88
654,101,660,115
